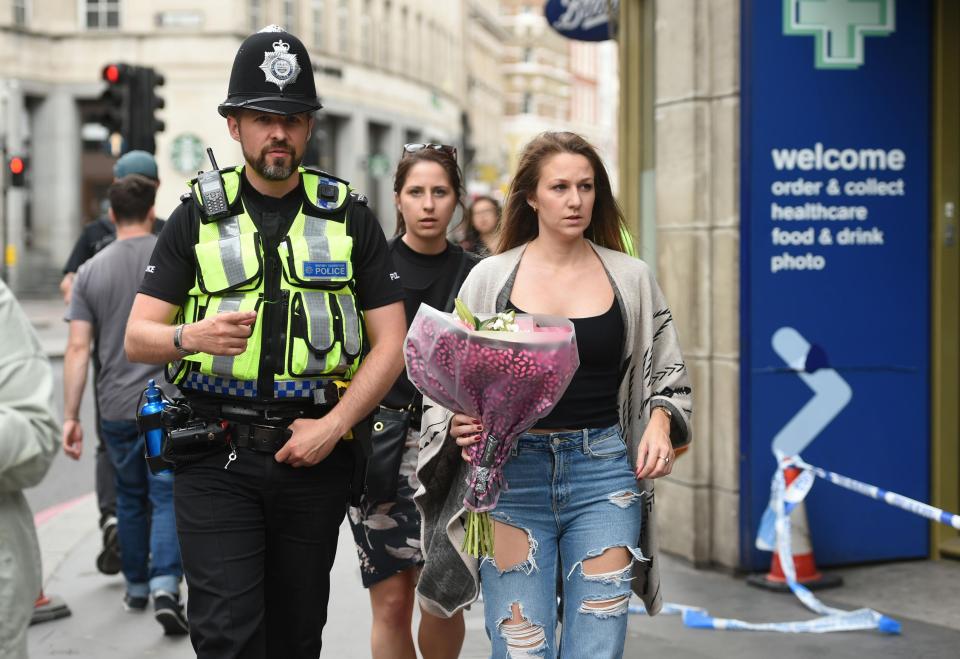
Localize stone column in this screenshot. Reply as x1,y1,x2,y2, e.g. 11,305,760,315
31,88,82,269
652,0,741,569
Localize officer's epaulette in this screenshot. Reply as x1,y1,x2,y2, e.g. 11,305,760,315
301,167,349,185
179,192,192,203
350,191,368,206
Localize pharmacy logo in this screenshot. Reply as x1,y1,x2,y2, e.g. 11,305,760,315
783,0,895,70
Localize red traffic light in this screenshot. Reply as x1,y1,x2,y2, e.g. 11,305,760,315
7,156,26,187
103,64,121,83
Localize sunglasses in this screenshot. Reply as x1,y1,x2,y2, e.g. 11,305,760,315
402,143,458,160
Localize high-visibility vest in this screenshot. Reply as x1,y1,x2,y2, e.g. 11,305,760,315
170,166,365,400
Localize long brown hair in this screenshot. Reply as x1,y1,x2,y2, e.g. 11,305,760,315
463,195,501,250
393,149,464,236
498,132,625,253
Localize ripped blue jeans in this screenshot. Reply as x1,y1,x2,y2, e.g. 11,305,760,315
479,426,644,658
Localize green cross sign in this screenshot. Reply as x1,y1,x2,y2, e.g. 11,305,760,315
783,0,895,69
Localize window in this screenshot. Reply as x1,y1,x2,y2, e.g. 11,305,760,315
249,0,262,32
361,0,373,63
85,0,119,29
415,13,423,78
428,21,436,78
338,0,350,55
381,1,392,69
399,6,408,71
13,0,27,27
304,115,339,173
283,0,298,33
523,47,533,63
312,0,326,50
522,92,532,114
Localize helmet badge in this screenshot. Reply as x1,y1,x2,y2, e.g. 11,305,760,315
259,39,301,91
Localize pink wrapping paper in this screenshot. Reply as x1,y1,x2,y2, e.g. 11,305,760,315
404,304,579,512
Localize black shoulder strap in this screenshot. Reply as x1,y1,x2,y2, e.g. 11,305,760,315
442,248,476,313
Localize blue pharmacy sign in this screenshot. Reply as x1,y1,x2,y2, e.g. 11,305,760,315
544,0,617,42
740,0,931,570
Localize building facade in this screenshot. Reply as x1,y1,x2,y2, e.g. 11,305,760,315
618,0,960,571
0,0,467,292
463,0,508,197
498,0,619,187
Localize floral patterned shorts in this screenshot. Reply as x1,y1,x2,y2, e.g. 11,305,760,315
348,428,424,588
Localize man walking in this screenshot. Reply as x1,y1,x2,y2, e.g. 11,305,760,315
59,150,165,578
125,26,406,658
62,174,187,635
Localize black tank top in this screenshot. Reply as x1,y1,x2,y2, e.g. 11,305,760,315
508,300,623,429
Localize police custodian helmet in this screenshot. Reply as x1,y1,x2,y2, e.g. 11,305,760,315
218,25,322,117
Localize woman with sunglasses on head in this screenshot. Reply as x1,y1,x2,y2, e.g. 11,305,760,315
461,195,501,257
348,143,477,659
414,132,693,658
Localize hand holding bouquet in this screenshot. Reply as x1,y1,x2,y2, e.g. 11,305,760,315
404,299,579,557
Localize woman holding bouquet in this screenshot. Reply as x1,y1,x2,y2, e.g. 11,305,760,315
348,144,477,658
415,132,693,657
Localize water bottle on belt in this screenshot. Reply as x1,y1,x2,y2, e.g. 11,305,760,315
140,378,170,474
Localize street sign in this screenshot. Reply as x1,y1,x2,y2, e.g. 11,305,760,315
544,0,618,42
740,0,931,569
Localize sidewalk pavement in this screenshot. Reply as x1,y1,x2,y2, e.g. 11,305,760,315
28,493,960,658
20,294,960,658
20,295,69,359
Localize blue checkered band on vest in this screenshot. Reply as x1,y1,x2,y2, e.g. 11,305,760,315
181,372,333,399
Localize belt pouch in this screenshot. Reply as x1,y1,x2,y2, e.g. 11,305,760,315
363,406,411,504
163,421,229,464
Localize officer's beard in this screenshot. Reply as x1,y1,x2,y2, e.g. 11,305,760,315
247,142,301,181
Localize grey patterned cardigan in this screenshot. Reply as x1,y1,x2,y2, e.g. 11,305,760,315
413,242,693,618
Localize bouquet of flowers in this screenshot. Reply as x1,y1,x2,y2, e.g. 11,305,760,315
404,299,579,557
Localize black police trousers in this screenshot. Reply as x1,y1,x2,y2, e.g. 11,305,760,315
173,442,352,659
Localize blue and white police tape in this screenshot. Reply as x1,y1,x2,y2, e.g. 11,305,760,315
756,464,815,551
628,599,899,634
629,454,958,632
628,603,703,617
666,453,901,634
787,454,960,530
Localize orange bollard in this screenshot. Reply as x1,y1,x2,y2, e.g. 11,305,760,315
747,466,843,592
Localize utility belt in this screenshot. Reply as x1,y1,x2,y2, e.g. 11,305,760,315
153,388,374,506
161,398,337,459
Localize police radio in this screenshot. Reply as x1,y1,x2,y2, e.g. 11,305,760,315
197,148,230,220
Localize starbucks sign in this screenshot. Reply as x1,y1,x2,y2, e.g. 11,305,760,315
171,133,205,174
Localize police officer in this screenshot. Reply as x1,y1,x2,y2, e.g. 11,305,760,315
125,26,406,658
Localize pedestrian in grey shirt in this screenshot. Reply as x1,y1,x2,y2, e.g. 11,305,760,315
62,174,188,635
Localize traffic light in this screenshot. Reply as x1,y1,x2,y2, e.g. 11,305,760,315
7,155,26,187
97,63,132,138
129,67,165,154
95,63,165,154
